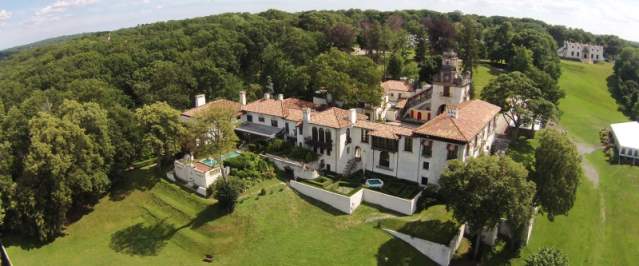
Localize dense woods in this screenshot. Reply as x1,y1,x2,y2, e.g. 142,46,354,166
0,9,632,242
609,47,639,119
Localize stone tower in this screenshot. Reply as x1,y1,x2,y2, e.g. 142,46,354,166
430,51,471,119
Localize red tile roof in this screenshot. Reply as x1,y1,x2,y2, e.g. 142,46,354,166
382,80,414,93
182,99,241,118
355,120,414,140
414,100,500,142
193,162,211,173
241,98,315,121
310,107,367,128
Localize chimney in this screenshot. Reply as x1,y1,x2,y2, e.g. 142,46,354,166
277,93,284,101
349,108,357,124
303,108,312,124
447,105,459,119
195,94,206,107
264,93,271,100
239,91,247,106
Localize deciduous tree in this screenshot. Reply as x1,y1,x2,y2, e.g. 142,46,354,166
135,102,187,168
439,155,536,256
533,129,581,220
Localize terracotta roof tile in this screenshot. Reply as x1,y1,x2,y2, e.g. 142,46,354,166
241,98,315,121
182,99,241,118
355,120,414,140
414,100,500,142
193,162,211,173
310,107,367,128
382,80,414,93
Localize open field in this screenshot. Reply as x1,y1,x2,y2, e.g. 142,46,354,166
509,60,639,265
6,165,456,266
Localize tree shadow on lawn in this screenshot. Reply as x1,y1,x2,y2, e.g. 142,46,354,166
109,203,230,256
109,167,161,202
188,203,228,230
376,237,435,266
109,218,180,256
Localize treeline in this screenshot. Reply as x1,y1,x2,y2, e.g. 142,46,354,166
609,47,639,119
0,9,631,242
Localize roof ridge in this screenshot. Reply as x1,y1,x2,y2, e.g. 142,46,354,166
449,116,468,141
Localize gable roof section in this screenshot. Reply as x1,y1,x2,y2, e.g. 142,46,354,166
241,98,315,121
414,100,500,142
182,99,241,118
382,80,413,93
311,107,367,128
356,120,414,140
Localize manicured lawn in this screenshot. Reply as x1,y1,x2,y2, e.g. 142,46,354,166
380,205,460,245
556,60,627,144
6,164,447,265
505,61,639,265
472,62,502,98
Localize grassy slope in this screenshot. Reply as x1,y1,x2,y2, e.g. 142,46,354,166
472,62,502,98
7,166,443,266
514,61,639,265
556,60,627,144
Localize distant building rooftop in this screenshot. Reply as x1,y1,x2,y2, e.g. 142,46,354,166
611,121,639,150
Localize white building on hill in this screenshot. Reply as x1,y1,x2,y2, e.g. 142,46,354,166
557,41,605,63
235,52,501,186
610,121,639,165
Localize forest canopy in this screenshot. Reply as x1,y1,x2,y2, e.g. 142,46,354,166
0,9,632,241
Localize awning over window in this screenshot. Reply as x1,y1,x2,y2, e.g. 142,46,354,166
235,122,283,138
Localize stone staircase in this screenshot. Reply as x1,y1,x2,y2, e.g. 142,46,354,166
343,157,361,176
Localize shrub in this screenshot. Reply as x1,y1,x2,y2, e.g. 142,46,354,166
525,248,568,266
263,139,318,163
212,178,242,213
259,188,267,196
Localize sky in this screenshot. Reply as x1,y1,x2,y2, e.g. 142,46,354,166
1,0,639,50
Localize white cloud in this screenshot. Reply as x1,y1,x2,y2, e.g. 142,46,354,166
32,0,98,24
0,9,12,23
37,0,98,16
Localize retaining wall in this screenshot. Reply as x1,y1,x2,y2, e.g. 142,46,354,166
362,189,422,215
289,181,362,214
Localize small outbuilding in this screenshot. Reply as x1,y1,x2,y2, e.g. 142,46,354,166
610,121,639,165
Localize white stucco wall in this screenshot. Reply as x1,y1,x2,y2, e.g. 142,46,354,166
363,189,422,215
289,180,362,214
383,229,455,266
558,41,604,62
430,83,469,119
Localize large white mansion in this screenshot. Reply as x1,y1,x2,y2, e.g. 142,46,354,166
557,41,605,63
233,52,501,186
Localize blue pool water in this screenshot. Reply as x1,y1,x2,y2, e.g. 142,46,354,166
365,178,384,188
200,151,241,167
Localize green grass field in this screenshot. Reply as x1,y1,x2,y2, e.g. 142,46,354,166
6,165,455,265
472,62,504,98
512,61,639,265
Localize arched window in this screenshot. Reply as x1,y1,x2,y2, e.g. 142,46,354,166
417,112,422,120
312,127,318,142
346,128,351,144
379,151,390,168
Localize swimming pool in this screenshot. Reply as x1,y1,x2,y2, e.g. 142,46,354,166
365,178,384,188
200,151,241,167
